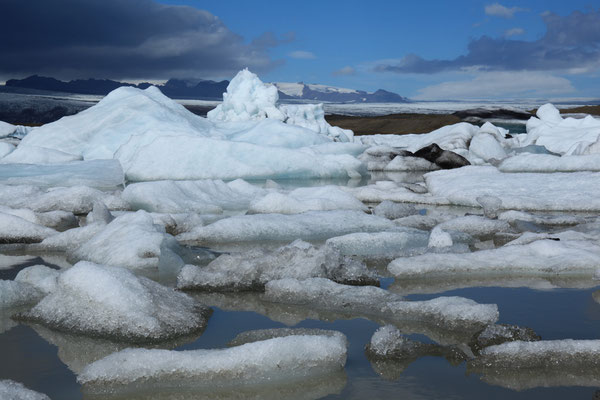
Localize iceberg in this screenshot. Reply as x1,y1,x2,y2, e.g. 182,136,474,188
17,261,211,342
177,210,396,245
78,335,347,386
177,240,375,291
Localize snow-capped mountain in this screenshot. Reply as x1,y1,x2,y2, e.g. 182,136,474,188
273,82,409,103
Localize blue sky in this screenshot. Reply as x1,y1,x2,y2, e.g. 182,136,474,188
1,0,598,99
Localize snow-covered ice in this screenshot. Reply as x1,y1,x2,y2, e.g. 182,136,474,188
0,280,44,308
0,212,57,244
499,153,600,172
0,380,50,400
228,327,347,347
18,261,211,342
78,335,347,386
325,230,429,258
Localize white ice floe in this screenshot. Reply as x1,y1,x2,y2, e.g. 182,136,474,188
373,200,417,219
264,278,498,328
498,210,585,226
428,226,453,248
10,70,361,181
0,280,44,308
388,232,600,278
499,153,600,172
228,328,347,347
0,184,126,214
436,215,510,238
14,265,60,295
0,212,57,243
247,185,366,214
123,179,265,214
78,335,347,386
177,210,396,244
346,180,450,205
383,156,439,171
425,166,600,211
0,160,124,189
0,380,50,400
177,240,374,291
69,210,182,270
522,103,600,155
325,230,429,258
19,261,210,342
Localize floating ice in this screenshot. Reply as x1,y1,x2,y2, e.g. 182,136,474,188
373,200,417,219
383,155,440,172
177,240,375,291
436,215,510,238
228,328,347,347
14,265,60,294
0,280,43,308
0,121,16,137
248,185,366,214
523,103,600,155
325,230,429,258
0,142,15,159
18,261,211,342
425,166,600,211
389,233,600,279
69,210,183,270
498,210,585,226
264,278,498,328
469,324,541,355
122,179,265,214
0,159,124,189
346,180,450,206
280,103,354,142
78,335,347,386
469,133,507,162
428,226,453,248
177,210,396,245
0,212,57,244
0,380,50,400
0,205,77,231
499,153,600,172
0,145,82,164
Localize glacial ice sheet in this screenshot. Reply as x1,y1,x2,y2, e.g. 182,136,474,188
264,278,498,329
467,339,600,390
0,380,50,400
0,212,57,244
388,233,600,279
177,240,375,291
499,152,600,172
0,160,124,189
177,210,396,245
0,184,126,213
78,335,347,386
18,261,211,342
325,230,429,258
247,185,366,214
68,210,183,270
425,166,600,211
122,179,265,214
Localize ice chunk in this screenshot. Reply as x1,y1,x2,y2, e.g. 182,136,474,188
280,103,353,142
178,210,396,245
0,145,82,164
425,166,600,211
264,278,498,328
177,240,375,291
0,184,126,214
0,205,77,231
0,380,50,400
0,120,16,137
476,195,502,219
498,210,585,226
123,179,265,214
347,180,450,206
38,223,106,252
228,328,347,347
69,210,183,270
0,280,43,308
469,324,541,355
373,200,417,219
499,153,600,172
383,155,440,171
17,261,211,342
428,226,453,248
14,265,59,294
0,160,124,189
389,234,600,279
436,215,510,238
0,142,15,159
78,335,347,386
0,212,57,244
248,185,366,214
325,230,429,258
208,69,285,122
469,133,507,163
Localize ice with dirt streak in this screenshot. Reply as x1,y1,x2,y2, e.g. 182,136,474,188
18,261,211,342
78,335,347,386
177,210,396,244
177,240,375,291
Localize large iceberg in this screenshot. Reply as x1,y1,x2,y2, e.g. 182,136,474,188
8,70,362,181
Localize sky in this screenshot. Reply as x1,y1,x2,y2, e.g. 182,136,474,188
0,0,599,100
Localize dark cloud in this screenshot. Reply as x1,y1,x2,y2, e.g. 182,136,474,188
376,9,600,74
0,0,289,80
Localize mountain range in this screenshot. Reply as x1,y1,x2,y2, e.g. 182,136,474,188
3,75,409,103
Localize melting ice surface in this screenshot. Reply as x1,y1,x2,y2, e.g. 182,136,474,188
2,70,600,399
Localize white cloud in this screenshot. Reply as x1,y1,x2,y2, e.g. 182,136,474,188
504,27,525,37
332,66,356,76
289,50,316,59
484,3,525,18
415,71,575,100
